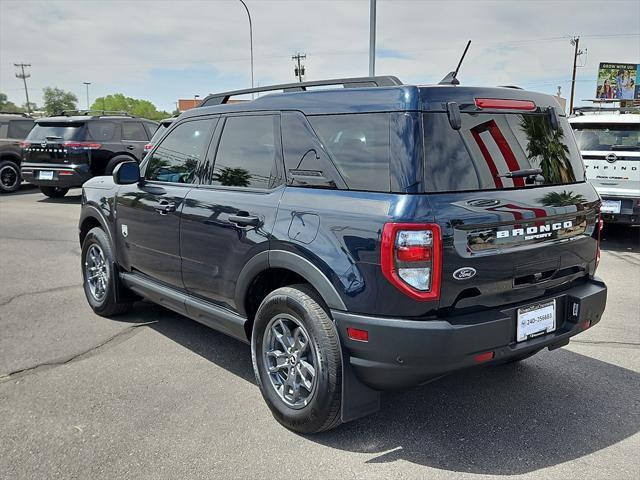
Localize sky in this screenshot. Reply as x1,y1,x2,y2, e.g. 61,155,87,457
1,0,639,113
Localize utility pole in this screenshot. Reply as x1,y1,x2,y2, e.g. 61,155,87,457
292,53,306,82
14,63,32,113
569,36,585,115
83,82,91,109
369,0,376,76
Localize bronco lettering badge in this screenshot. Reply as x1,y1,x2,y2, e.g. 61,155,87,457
496,220,573,241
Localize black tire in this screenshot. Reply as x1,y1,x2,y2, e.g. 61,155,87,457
105,156,136,175
0,160,21,193
40,186,69,198
81,227,133,316
252,284,342,434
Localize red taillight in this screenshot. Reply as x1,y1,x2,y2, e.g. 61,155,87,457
144,143,153,150
381,223,441,301
20,141,31,148
58,171,74,176
475,98,536,111
347,327,369,342
63,141,101,149
474,351,495,363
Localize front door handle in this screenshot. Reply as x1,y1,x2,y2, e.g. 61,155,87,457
155,200,176,215
228,213,260,227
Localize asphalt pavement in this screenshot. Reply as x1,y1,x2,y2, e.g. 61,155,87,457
1,186,638,480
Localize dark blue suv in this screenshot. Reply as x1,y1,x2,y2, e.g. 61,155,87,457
79,76,607,433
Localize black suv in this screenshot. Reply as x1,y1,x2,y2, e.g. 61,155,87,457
78,77,607,433
0,112,34,193
21,111,158,198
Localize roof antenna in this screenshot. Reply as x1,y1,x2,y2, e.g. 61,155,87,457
439,40,471,85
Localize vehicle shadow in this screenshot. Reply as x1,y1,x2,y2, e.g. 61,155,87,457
37,193,83,204
116,303,640,476
600,223,640,253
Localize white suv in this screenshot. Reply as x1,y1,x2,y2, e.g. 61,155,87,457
570,113,640,225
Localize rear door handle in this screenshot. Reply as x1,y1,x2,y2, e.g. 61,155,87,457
228,214,260,227
126,145,135,150
155,200,176,215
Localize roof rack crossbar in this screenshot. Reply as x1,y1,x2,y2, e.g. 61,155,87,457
59,109,133,117
200,76,403,107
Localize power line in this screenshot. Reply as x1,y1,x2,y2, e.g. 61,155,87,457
14,63,32,113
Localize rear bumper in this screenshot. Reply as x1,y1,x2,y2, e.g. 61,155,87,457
21,162,92,188
333,277,607,390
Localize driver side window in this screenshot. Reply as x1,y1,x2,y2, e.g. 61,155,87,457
145,119,212,184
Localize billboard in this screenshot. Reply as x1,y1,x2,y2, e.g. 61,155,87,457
596,63,639,100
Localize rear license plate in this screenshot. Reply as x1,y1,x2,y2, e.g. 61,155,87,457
517,299,556,342
39,170,54,180
600,200,621,214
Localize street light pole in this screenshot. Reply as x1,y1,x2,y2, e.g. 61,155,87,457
83,82,91,109
238,0,254,97
369,0,376,77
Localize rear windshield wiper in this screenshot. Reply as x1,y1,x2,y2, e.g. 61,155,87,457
45,135,63,141
497,168,542,178
611,145,639,151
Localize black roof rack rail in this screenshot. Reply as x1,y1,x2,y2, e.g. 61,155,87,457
0,111,32,117
58,109,133,117
497,85,523,90
200,76,403,107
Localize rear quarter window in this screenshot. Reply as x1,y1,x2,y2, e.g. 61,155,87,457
7,120,34,139
308,113,391,192
423,112,585,192
87,121,119,142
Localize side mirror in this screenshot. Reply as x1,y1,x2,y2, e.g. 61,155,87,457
113,161,140,185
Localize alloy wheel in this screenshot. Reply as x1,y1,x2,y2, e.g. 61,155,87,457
84,244,108,301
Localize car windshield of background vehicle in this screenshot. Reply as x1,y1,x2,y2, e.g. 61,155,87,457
26,123,84,141
423,112,585,192
145,119,212,184
572,123,640,151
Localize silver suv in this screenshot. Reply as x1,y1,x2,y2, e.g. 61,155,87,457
570,113,640,225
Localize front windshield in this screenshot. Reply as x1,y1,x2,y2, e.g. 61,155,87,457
572,123,640,151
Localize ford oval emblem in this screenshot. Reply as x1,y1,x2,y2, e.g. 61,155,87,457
453,267,477,280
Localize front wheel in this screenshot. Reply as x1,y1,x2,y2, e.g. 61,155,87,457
252,285,342,434
81,227,132,316
0,160,21,193
40,186,69,198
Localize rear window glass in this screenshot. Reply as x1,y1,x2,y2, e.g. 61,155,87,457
87,121,118,141
308,113,390,191
423,112,585,192
7,120,34,139
571,123,639,151
27,123,84,141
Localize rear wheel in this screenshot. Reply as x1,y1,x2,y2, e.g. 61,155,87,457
81,227,132,316
40,186,69,198
252,285,342,434
0,160,21,193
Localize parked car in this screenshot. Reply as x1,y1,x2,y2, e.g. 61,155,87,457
569,112,639,225
79,77,607,433
20,110,158,198
143,116,175,157
0,112,34,193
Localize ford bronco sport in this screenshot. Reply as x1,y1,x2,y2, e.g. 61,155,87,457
78,76,607,433
21,110,158,198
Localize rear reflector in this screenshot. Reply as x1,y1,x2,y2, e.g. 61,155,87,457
475,98,536,111
474,351,495,363
58,171,74,176
347,327,369,342
397,245,432,262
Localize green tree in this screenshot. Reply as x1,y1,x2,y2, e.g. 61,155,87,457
0,93,25,113
538,190,586,207
90,93,170,120
212,167,251,187
520,115,575,184
42,87,78,116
